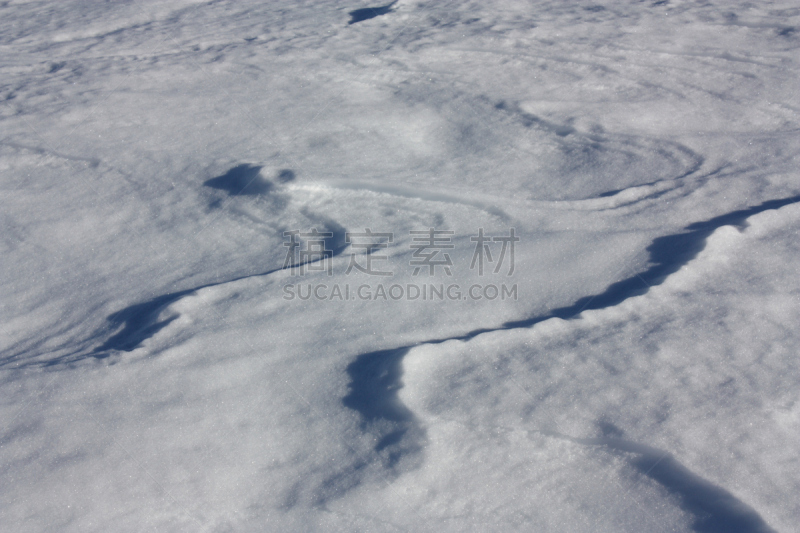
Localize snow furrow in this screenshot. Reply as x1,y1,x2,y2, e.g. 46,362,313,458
342,194,800,480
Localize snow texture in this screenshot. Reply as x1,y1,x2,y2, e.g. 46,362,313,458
1,1,799,531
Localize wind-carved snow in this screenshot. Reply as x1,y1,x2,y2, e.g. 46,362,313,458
1,0,800,531
383,202,800,531
339,197,800,517
33,193,795,530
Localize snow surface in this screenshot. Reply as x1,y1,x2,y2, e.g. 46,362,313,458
1,0,799,531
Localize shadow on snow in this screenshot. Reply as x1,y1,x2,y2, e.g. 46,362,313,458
348,1,397,25
341,194,800,524
558,423,779,533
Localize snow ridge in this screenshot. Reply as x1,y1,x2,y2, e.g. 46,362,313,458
340,195,800,524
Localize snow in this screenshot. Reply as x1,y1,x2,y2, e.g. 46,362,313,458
1,0,799,531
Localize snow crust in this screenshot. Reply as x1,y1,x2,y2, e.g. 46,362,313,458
1,1,799,531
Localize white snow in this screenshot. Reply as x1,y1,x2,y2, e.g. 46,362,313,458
1,0,799,531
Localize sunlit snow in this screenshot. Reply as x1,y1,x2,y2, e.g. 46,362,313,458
1,1,799,531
